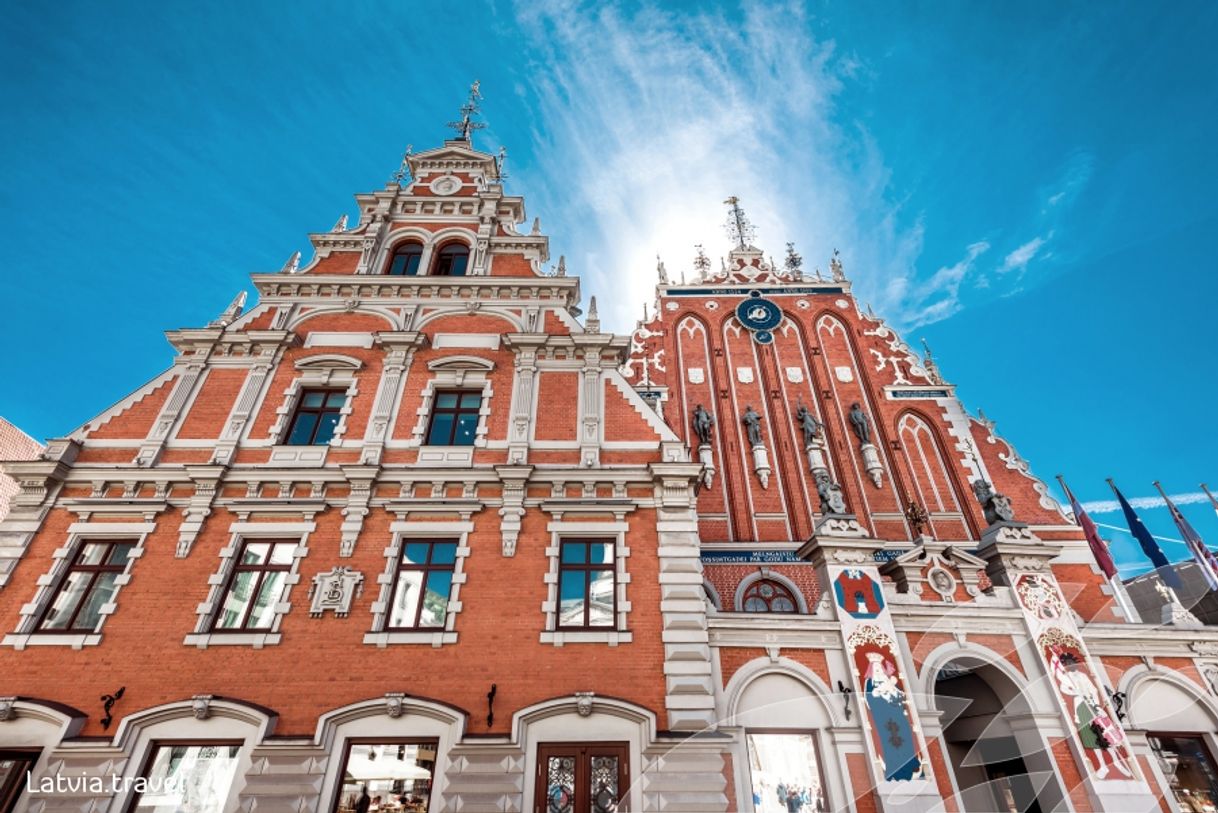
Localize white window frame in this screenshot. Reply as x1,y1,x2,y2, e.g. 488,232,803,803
183,521,312,649
265,365,360,450
2,521,154,650
409,362,494,459
733,569,810,614
540,521,632,646
363,521,472,647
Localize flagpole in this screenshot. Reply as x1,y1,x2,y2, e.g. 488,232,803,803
1155,480,1218,593
1108,477,1191,623
1203,483,1218,513
1060,475,1140,623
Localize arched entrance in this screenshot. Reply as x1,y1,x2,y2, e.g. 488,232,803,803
933,655,1065,813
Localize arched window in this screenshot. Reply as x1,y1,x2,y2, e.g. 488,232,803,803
741,579,798,613
432,242,469,276
385,242,423,276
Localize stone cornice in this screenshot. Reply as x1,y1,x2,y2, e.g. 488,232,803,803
251,274,579,305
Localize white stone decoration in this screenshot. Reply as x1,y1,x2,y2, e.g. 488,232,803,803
805,438,828,474
834,366,854,383
785,367,804,383
860,443,884,488
429,175,461,195
308,566,365,618
705,300,719,310
0,697,15,722
697,444,716,489
835,298,849,308
736,367,754,384
191,694,213,720
751,443,772,489
687,367,705,384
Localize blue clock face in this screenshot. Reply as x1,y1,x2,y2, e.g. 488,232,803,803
735,296,782,332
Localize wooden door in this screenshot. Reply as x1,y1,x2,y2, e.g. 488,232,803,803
535,742,628,813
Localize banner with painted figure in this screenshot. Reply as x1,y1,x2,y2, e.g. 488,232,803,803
832,567,930,784
1014,573,1137,781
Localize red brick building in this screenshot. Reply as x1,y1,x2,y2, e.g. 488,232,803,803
1,124,1217,813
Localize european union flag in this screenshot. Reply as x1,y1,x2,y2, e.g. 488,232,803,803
1108,480,1183,590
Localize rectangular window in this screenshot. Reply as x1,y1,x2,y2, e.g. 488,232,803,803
333,740,437,813
286,389,347,446
387,541,458,630
0,750,40,813
425,391,481,446
36,540,135,632
213,541,295,631
557,540,616,629
130,742,241,813
1148,733,1218,811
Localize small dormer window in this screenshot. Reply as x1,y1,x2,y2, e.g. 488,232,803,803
432,242,469,276
386,242,423,276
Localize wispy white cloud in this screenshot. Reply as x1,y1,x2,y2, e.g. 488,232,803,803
1081,491,1213,515
508,0,924,331
998,235,1047,274
902,240,990,328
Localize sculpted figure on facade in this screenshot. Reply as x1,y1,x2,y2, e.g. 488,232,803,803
692,404,715,446
848,402,871,445
742,406,763,447
795,402,822,447
815,470,847,515
972,478,1016,525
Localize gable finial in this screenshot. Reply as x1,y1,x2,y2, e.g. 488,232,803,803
556,255,567,277
830,248,846,282
784,242,803,280
390,145,413,185
656,255,669,284
280,251,301,274
723,196,756,250
447,80,486,142
210,291,247,328
332,214,348,233
531,217,541,236
586,296,600,333
496,145,508,180
921,338,944,384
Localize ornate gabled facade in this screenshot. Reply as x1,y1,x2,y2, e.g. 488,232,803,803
2,119,1218,813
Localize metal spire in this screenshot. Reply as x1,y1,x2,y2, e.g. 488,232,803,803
920,338,943,385
447,80,486,142
723,196,756,250
693,244,711,280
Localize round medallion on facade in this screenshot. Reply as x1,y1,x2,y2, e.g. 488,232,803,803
796,299,810,310
927,567,957,601
735,297,782,332
835,298,850,309
706,300,719,310
430,175,462,195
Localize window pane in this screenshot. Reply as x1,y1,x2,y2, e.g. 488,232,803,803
268,543,296,566
771,596,796,612
216,571,258,629
460,392,482,408
334,742,437,813
447,253,468,276
743,597,767,612
587,570,615,626
133,743,241,813
326,392,348,407
39,571,92,630
431,543,457,565
590,543,614,565
313,412,341,445
402,543,430,565
302,392,325,408
77,543,108,565
108,543,136,566
73,571,120,630
436,392,459,408
287,412,319,445
390,571,423,627
558,571,587,626
247,572,285,629
404,253,421,275
242,543,270,565
419,571,453,627
453,413,479,446
561,543,586,564
426,413,455,445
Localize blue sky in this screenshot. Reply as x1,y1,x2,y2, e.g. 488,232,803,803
2,1,1216,576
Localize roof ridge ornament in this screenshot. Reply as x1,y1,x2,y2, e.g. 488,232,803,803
830,248,847,282
723,196,756,251
693,244,711,281
210,291,247,328
586,296,600,333
447,80,486,143
331,214,348,233
280,251,301,274
657,255,669,284
390,145,413,185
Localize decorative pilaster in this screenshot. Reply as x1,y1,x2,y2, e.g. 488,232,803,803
0,440,75,589
361,331,426,465
339,465,378,557
134,357,210,467
503,335,544,465
977,522,1160,811
799,517,942,812
495,465,532,557
580,349,603,468
650,461,717,731
177,465,224,558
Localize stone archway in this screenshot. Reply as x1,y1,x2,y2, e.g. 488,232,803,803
933,655,1066,813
